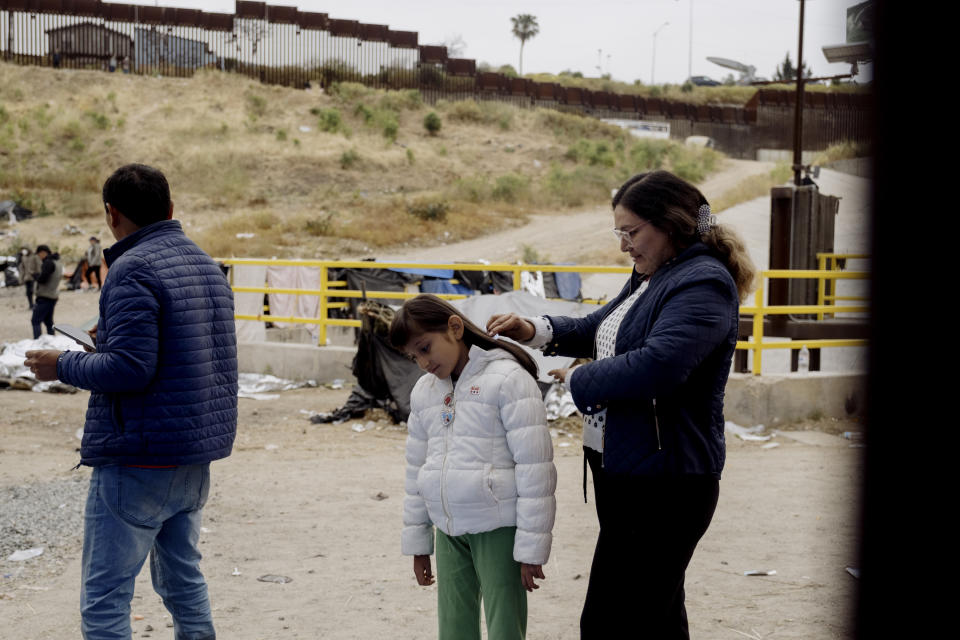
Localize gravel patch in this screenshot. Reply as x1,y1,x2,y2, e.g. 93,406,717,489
0,474,88,584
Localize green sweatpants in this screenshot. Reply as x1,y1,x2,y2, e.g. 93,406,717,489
435,526,527,640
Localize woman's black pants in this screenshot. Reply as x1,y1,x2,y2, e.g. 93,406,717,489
581,448,719,639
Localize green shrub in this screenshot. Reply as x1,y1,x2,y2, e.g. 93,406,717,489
276,128,288,141
245,92,267,120
354,103,375,123
379,89,422,112
381,113,399,142
447,100,484,123
491,173,531,203
317,108,343,133
565,139,616,167
85,110,110,129
423,111,442,136
406,148,416,165
407,198,449,221
535,109,626,141
328,81,374,102
304,211,336,236
340,148,361,169
0,104,8,124
627,140,672,172
450,175,490,203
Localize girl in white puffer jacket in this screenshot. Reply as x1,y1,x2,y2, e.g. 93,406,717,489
391,294,557,640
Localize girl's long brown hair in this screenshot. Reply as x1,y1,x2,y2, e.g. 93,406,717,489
389,294,539,379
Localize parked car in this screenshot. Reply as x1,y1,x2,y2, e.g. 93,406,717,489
688,75,721,86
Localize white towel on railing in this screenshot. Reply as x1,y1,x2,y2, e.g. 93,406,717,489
266,266,321,340
233,265,267,343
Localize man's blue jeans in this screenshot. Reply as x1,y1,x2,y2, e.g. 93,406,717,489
81,464,215,640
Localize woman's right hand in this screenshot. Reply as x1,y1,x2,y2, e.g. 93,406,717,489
486,313,536,342
413,555,435,586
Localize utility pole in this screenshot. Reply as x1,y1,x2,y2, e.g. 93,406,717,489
792,0,806,186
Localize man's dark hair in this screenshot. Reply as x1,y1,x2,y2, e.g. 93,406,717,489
102,164,171,228
36,244,51,254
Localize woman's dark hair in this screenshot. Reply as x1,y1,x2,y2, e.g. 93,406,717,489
612,170,756,301
389,294,539,379
102,163,171,228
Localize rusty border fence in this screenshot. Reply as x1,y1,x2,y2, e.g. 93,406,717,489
0,0,871,158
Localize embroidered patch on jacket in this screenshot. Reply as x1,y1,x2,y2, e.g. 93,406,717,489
470,386,480,395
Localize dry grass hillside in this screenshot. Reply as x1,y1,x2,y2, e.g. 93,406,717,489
1,61,724,262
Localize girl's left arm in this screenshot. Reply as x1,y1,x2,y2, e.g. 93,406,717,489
401,406,434,557
501,368,557,566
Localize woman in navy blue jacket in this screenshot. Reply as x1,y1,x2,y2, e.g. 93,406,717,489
488,170,755,638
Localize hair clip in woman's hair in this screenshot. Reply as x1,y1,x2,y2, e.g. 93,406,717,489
696,203,716,235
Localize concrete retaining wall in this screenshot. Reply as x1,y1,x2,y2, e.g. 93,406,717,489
240,342,867,426
238,342,356,382
724,371,867,426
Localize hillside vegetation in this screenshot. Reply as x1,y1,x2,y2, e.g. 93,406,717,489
1,62,722,261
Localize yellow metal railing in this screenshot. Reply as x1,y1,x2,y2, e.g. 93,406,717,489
220,259,632,346
220,258,869,375
816,252,870,320
738,267,869,375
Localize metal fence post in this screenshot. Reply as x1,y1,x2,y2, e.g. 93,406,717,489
318,263,328,346
752,278,765,376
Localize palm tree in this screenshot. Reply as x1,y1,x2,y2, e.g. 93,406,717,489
510,14,539,76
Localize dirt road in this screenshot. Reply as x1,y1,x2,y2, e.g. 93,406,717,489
0,385,860,639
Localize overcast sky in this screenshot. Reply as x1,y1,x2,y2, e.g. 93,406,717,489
109,0,870,84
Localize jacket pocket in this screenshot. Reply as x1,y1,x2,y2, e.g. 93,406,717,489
111,397,126,434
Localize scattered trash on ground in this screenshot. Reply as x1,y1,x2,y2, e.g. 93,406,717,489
743,569,777,576
257,574,293,584
544,383,577,421
371,491,389,501
235,233,255,239
325,378,345,390
298,125,311,132
7,547,44,561
761,442,780,450
0,335,83,393
725,421,772,442
231,567,241,576
62,224,83,235
237,373,317,399
352,421,376,433
265,444,279,451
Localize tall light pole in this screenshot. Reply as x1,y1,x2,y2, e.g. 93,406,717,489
688,0,693,81
651,21,669,85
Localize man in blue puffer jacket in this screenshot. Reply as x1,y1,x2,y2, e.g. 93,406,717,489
25,164,237,640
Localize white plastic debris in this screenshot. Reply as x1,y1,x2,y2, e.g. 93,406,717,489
351,423,366,432
265,443,279,451
237,373,315,399
743,569,776,576
235,233,255,239
761,442,780,450
725,421,772,442
231,567,242,576
544,382,577,421
298,125,311,132
8,547,44,561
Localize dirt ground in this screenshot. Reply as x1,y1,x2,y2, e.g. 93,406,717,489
0,384,863,640
1,293,862,640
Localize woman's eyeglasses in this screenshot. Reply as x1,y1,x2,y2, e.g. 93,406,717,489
612,220,650,243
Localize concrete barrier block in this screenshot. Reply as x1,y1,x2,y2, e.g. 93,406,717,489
724,372,866,426
238,342,357,383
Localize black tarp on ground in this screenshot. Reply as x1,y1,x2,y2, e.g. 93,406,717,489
312,300,422,424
